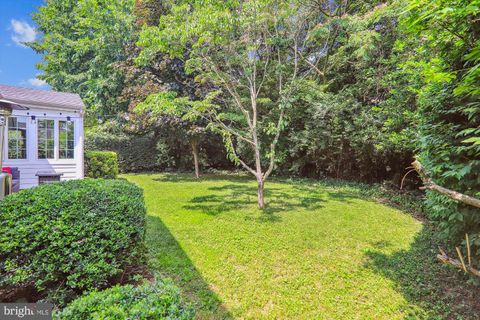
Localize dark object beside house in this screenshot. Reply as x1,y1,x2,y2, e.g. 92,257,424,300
10,167,20,192
36,171,63,184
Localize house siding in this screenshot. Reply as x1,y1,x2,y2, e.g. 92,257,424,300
3,105,84,189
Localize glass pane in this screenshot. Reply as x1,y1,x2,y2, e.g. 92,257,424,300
38,119,54,159
7,117,27,159
59,120,75,159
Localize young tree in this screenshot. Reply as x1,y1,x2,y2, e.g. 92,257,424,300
136,0,323,209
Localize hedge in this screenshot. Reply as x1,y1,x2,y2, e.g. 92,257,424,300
85,129,162,173
85,124,232,173
0,179,146,305
54,281,193,319
84,150,119,179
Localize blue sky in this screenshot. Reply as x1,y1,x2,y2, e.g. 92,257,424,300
0,0,50,90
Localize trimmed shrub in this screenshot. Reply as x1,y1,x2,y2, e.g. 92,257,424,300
0,179,146,304
85,129,163,173
85,123,233,173
54,281,194,319
85,151,119,179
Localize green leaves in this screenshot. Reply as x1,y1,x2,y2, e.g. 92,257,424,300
54,281,193,319
0,179,146,305
404,0,480,267
31,0,136,116
85,150,119,179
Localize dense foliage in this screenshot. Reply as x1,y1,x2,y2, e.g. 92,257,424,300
85,121,230,173
54,280,193,319
29,0,135,117
0,179,146,304
403,0,480,263
84,150,119,179
30,0,480,262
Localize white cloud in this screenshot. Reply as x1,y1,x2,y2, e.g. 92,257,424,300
27,77,47,87
10,19,36,47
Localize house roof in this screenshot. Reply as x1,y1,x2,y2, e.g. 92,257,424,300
0,84,84,111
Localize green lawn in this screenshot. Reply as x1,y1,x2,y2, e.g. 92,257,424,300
125,173,476,319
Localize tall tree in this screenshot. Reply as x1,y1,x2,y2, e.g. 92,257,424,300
121,0,208,178
29,0,136,117
136,0,323,209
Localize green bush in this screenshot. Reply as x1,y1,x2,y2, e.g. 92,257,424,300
85,151,119,179
0,179,146,305
85,128,164,173
54,281,194,319
85,122,232,173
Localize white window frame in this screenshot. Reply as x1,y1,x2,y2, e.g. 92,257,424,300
58,120,75,160
6,116,28,161
37,118,56,160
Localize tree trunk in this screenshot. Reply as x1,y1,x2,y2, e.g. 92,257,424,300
191,141,200,179
257,178,265,209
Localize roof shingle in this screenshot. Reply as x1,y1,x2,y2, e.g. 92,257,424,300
0,84,84,110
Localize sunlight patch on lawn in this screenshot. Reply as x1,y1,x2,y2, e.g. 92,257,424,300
125,173,455,319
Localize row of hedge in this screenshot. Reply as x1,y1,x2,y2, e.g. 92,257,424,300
85,129,162,173
85,124,232,173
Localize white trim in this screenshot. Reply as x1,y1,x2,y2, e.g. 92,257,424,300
2,103,84,188
58,119,75,160
36,118,56,160
5,116,28,161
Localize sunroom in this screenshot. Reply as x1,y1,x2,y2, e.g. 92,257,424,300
0,84,85,190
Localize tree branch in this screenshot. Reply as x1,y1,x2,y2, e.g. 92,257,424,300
225,134,257,176
412,160,480,208
437,248,480,277
263,107,285,181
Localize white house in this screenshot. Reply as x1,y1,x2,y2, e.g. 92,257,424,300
0,84,84,189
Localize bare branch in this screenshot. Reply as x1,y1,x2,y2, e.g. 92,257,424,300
202,54,253,129
263,107,285,181
412,160,480,209
225,134,257,176
437,247,480,277
292,45,325,77
214,116,255,146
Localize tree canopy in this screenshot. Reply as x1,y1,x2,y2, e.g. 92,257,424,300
30,0,480,262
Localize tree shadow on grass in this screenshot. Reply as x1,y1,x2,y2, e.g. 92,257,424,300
152,173,251,183
146,215,232,319
364,224,480,319
182,181,360,220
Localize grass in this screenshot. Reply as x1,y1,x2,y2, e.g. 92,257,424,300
125,173,479,319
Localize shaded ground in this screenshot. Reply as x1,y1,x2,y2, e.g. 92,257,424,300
126,173,479,319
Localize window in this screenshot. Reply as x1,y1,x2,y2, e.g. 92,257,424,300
7,117,27,159
38,119,55,159
59,120,74,159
